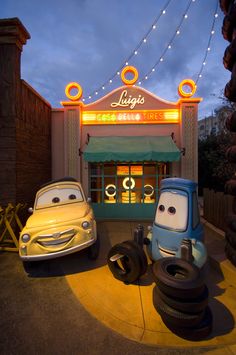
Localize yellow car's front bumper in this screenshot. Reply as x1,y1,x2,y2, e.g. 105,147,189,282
19,235,96,261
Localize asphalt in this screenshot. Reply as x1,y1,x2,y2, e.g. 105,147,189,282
0,219,236,355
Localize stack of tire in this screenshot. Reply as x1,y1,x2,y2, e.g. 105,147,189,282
221,0,236,101
107,240,148,284
224,213,236,266
152,257,212,340
220,0,236,268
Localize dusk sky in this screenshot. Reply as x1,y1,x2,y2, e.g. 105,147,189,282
1,0,231,119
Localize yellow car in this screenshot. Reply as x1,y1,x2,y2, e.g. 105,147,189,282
19,177,99,265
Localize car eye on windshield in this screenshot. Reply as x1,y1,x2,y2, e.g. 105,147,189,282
168,206,176,215
52,197,60,203
69,194,76,200
158,204,165,212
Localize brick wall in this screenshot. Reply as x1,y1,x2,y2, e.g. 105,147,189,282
0,18,51,208
16,81,51,206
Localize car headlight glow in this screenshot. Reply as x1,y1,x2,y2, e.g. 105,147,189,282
82,221,90,230
21,234,31,243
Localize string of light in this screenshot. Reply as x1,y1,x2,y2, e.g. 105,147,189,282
82,0,219,102
195,0,219,85
138,0,194,85
82,0,174,102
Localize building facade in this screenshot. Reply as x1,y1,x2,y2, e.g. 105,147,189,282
0,18,201,220
52,69,201,219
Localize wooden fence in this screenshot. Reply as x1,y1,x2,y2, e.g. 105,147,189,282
203,188,234,231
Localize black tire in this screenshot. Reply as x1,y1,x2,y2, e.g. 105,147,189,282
225,227,236,249
225,111,236,132
152,287,205,328
22,260,42,274
154,285,209,314
120,240,148,276
226,145,236,163
225,178,236,196
220,0,232,14
224,63,236,102
163,306,213,341
152,258,204,300
107,243,142,283
226,214,236,232
87,234,100,260
222,15,234,42
225,241,236,267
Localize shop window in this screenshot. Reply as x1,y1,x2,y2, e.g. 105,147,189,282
89,162,169,204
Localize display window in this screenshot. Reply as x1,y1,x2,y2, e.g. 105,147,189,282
89,162,169,204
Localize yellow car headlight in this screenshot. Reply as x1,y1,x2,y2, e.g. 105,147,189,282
21,234,31,243
82,221,90,230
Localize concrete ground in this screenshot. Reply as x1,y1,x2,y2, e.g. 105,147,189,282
0,219,236,354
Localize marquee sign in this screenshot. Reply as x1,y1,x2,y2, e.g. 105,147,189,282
82,109,179,125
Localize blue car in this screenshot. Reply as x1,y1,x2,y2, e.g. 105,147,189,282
146,178,207,268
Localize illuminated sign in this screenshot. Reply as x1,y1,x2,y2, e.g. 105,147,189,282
111,90,145,109
82,109,179,125
117,166,143,176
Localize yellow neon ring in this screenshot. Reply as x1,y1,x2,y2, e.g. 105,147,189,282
105,184,116,198
65,82,83,101
178,79,197,98
121,66,138,85
123,177,135,190
144,184,154,197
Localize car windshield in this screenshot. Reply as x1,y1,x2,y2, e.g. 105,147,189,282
155,190,188,231
35,185,84,209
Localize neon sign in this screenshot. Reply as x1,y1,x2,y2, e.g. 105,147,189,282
82,109,179,125
111,90,145,109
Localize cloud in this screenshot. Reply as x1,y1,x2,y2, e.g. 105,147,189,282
1,0,230,117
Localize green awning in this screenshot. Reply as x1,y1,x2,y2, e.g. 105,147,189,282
83,136,180,162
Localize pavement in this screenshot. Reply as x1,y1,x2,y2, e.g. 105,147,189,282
1,218,236,354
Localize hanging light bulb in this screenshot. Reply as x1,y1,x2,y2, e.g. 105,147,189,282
152,24,156,29
134,50,138,55
143,38,147,43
